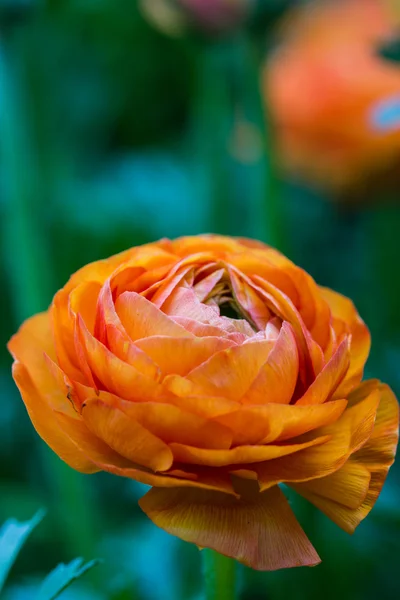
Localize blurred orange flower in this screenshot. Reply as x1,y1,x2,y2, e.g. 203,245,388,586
8,235,398,570
266,0,400,190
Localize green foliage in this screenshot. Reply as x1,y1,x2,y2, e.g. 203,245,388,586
37,558,100,600
0,512,98,599
0,510,45,594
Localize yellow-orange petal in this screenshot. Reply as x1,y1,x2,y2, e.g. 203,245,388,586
135,335,234,376
242,322,299,405
216,399,347,446
139,484,320,571
103,397,233,449
320,287,371,396
82,398,173,472
296,338,350,405
76,315,160,399
12,363,97,473
256,381,380,491
8,311,56,364
115,291,192,340
183,340,274,400
169,435,329,467
292,383,399,533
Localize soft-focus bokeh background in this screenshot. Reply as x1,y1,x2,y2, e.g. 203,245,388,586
1,0,399,598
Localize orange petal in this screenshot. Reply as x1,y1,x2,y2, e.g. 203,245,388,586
242,322,299,405
193,268,225,302
105,397,233,449
11,363,97,473
139,484,320,571
135,335,234,376
115,291,192,340
76,315,160,399
216,399,347,446
157,388,240,418
183,340,274,400
171,316,229,338
82,398,173,472
229,270,271,329
296,337,350,405
320,287,371,396
293,383,398,533
169,435,328,466
256,381,381,491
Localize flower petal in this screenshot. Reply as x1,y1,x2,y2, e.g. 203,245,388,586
99,396,233,449
76,315,161,399
242,322,299,405
256,381,380,491
115,291,192,340
169,435,329,466
139,484,320,571
320,287,371,396
82,398,173,472
135,335,234,376
183,340,274,400
216,399,347,446
292,383,399,533
12,363,97,473
296,338,350,405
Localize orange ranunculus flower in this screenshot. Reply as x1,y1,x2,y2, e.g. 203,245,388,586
266,0,400,190
8,235,398,571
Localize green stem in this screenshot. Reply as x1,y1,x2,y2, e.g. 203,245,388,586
203,550,237,600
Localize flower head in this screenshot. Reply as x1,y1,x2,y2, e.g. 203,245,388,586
266,0,400,190
8,235,398,570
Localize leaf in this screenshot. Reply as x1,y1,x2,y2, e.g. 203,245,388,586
0,509,45,594
37,557,100,600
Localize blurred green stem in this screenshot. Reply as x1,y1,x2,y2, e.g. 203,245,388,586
192,31,286,251
203,550,236,600
0,30,96,561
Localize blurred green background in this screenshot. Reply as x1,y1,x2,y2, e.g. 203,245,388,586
0,1,399,598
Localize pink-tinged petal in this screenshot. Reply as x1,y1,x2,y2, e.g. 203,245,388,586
183,340,274,400
242,322,299,405
256,382,381,491
12,363,98,473
139,484,320,571
135,335,234,376
115,291,193,340
241,271,317,383
149,265,194,307
296,338,350,405
216,399,347,446
171,316,231,338
82,398,173,472
229,269,272,329
76,315,161,399
94,282,160,378
293,383,398,534
193,268,225,301
113,398,233,449
169,435,329,466
162,286,220,323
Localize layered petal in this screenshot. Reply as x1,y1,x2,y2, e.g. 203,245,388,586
12,363,97,473
82,398,173,472
139,484,320,571
291,383,399,533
